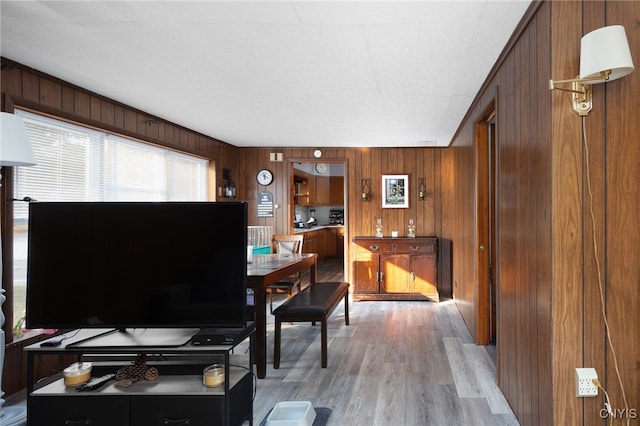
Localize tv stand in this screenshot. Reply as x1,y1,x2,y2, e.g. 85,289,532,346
25,324,255,426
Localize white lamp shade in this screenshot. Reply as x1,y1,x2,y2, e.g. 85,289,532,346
580,25,635,83
0,112,36,166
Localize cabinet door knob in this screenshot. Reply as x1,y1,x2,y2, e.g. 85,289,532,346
369,245,379,251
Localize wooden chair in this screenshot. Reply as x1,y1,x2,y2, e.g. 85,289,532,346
267,234,305,313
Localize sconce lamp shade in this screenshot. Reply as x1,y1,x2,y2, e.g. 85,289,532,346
0,112,36,166
580,25,635,83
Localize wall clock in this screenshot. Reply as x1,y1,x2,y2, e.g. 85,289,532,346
256,169,273,186
315,163,329,174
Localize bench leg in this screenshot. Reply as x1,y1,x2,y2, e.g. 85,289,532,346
344,293,350,325
274,316,282,369
321,317,328,368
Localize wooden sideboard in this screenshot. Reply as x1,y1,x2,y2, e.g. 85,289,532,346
351,236,439,302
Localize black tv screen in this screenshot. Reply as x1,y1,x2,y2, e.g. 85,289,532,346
26,202,248,330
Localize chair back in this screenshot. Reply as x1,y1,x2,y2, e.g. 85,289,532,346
272,234,304,255
248,225,273,247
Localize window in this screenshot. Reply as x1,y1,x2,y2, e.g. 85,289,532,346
11,110,209,330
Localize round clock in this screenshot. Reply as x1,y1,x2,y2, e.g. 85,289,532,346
256,169,273,186
315,163,328,174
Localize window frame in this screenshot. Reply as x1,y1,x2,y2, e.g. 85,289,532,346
7,109,211,338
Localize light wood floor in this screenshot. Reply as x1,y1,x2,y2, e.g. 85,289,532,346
244,259,520,426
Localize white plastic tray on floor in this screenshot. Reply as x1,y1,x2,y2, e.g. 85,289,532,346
266,401,316,426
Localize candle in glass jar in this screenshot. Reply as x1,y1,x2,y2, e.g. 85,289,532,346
203,364,225,387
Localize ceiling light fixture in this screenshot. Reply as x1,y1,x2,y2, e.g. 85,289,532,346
549,25,634,116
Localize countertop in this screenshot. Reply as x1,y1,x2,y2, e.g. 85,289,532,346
293,224,344,233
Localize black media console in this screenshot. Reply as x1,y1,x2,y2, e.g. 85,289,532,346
25,324,255,426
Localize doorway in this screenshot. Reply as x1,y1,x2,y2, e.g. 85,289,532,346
475,101,498,346
289,159,347,279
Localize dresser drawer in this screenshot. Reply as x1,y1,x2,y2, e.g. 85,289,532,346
29,395,129,426
361,242,393,253
131,396,224,426
394,241,436,254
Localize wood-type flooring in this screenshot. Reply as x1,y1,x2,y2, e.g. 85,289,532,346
243,259,519,426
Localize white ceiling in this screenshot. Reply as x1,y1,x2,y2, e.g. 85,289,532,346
1,1,531,148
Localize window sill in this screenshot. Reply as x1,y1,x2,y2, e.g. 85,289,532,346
6,328,59,348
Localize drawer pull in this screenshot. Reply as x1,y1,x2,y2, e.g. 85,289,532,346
164,419,191,425
410,246,420,251
369,245,379,251
65,420,90,425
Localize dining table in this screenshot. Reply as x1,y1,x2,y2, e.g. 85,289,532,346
247,253,318,379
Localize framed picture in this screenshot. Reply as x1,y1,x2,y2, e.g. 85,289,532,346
382,174,409,208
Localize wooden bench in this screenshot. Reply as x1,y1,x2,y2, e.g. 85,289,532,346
273,281,350,368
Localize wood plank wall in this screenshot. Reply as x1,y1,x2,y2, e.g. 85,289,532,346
234,146,446,297
3,2,639,424
443,1,640,424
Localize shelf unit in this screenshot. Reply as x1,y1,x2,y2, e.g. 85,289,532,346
25,324,255,426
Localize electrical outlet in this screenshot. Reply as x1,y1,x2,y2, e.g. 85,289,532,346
576,368,598,397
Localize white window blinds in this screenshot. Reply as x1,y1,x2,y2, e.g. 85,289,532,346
9,110,209,329
13,110,208,220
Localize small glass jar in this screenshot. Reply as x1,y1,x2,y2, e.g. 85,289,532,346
375,218,383,238
63,362,92,387
407,218,416,238
203,364,225,388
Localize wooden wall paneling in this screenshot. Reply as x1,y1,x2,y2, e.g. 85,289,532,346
449,116,476,341
90,95,101,122
533,5,553,426
62,85,75,114
39,78,61,109
74,90,91,119
99,99,114,128
581,1,609,422
22,72,39,102
604,0,640,418
495,53,512,413
0,65,22,96
550,1,584,425
517,25,533,424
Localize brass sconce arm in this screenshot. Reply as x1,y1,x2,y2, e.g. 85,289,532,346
548,69,611,92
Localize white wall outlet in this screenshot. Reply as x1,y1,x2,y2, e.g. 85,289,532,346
575,368,599,397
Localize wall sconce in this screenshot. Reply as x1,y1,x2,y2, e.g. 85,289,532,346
418,177,427,201
223,168,236,198
361,178,370,202
549,25,634,116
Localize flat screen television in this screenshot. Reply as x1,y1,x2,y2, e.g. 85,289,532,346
26,202,248,337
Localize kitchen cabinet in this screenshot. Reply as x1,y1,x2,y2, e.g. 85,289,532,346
322,227,337,257
302,229,320,257
337,227,345,259
294,174,310,206
25,326,255,426
314,176,331,205
329,176,344,205
351,237,439,301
